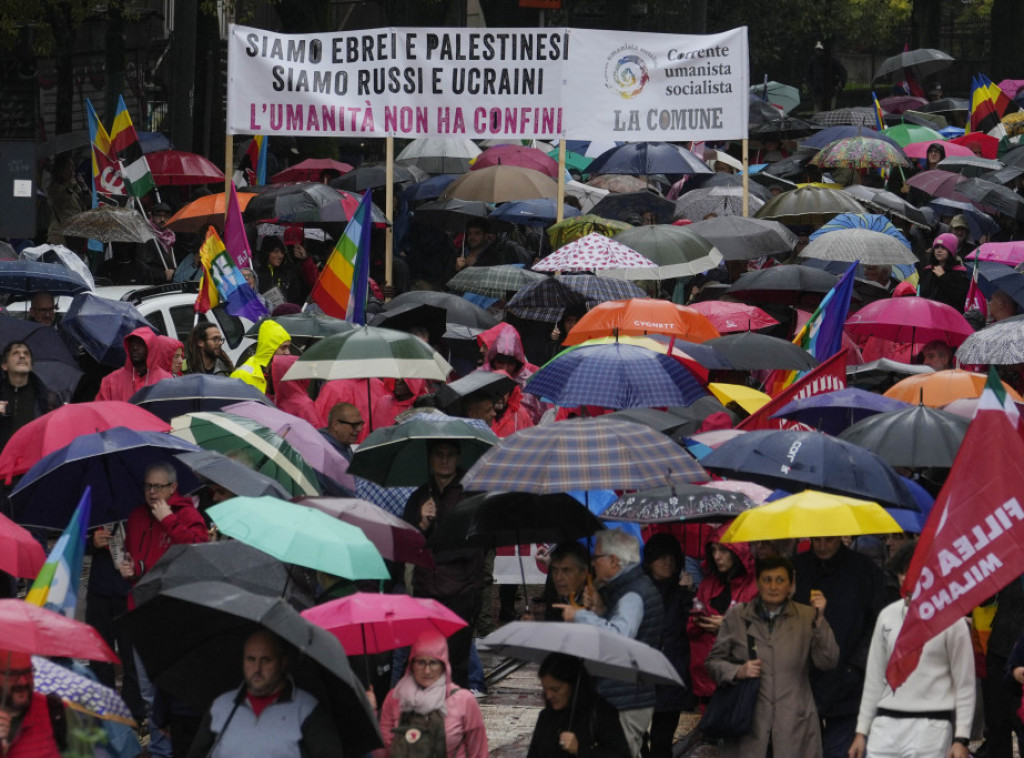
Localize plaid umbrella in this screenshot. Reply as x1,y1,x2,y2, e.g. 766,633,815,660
799,228,918,265
461,417,707,493
534,233,658,276
809,137,909,170
674,187,765,221
547,214,633,249
525,342,707,410
446,264,547,299
355,477,415,518
811,108,878,127
32,657,135,725
505,274,646,323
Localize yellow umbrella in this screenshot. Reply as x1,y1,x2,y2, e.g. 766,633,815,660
720,490,902,543
547,214,632,250
708,383,771,414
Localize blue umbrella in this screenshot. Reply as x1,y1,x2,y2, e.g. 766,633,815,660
770,387,912,435
10,427,202,529
588,142,711,176
61,293,156,367
701,429,919,509
490,199,580,227
403,174,459,202
0,260,91,297
0,313,82,402
801,126,901,150
526,342,707,410
129,374,272,421
888,477,935,532
928,198,998,240
969,260,1024,311
809,213,912,249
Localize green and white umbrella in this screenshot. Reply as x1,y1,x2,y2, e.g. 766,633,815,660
282,325,453,382
170,412,321,496
610,225,723,279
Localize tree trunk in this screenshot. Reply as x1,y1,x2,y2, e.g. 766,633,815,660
911,0,941,49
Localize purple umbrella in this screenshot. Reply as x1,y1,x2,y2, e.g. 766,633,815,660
770,388,912,435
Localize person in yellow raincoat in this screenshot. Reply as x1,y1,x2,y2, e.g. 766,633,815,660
230,319,291,395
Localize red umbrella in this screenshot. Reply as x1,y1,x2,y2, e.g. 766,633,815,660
0,401,169,482
270,158,354,184
0,599,119,661
965,241,1024,266
905,170,971,201
948,133,999,160
472,144,559,178
688,301,779,334
0,513,46,578
146,149,224,186
301,593,466,655
845,297,974,349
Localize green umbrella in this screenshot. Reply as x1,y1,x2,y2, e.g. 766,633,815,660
611,225,723,279
881,123,944,148
348,413,499,487
547,214,632,250
547,149,593,174
170,412,321,496
282,325,452,382
207,496,389,580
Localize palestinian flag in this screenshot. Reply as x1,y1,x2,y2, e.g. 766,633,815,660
109,95,156,198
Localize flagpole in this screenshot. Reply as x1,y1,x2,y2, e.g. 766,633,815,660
556,139,566,223
742,139,749,217
225,135,234,203
385,136,394,294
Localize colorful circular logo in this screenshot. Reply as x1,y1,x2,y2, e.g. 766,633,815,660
606,53,651,99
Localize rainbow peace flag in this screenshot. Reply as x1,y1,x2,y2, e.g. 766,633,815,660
26,488,92,617
309,190,373,323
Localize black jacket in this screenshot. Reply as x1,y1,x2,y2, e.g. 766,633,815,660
527,691,628,758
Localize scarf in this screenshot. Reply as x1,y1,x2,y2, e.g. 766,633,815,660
149,219,177,250
392,671,448,717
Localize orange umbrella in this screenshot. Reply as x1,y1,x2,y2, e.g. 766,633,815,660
562,298,721,346
166,190,256,233
883,369,1024,407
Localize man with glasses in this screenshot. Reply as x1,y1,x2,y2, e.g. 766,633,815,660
319,402,363,461
27,291,57,327
0,649,66,757
184,322,235,376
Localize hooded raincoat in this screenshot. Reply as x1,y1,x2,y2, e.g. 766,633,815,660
95,327,173,402
314,378,388,444
231,320,291,395
478,323,543,422
271,354,319,425
371,378,430,431
151,335,184,377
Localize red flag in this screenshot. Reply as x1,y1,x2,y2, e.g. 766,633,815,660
738,350,848,431
885,398,1024,689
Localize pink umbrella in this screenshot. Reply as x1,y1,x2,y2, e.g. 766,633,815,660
905,170,971,201
221,400,355,490
0,512,46,578
904,140,975,159
880,95,928,114
472,144,559,178
998,79,1024,99
301,592,467,655
533,232,658,275
965,241,1024,266
145,149,224,186
689,302,779,333
704,479,774,504
845,297,974,349
271,158,354,183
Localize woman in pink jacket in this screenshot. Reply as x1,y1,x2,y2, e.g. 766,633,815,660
377,631,487,758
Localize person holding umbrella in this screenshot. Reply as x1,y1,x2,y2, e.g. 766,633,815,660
526,653,629,758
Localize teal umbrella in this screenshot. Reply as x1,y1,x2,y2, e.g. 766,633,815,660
207,496,389,580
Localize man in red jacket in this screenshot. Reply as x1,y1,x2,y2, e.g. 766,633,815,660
0,649,65,758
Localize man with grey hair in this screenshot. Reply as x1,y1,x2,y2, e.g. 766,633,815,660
554,529,664,757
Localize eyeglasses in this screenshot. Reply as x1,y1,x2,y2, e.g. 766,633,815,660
412,658,443,670
144,482,174,491
336,419,364,429
205,336,224,344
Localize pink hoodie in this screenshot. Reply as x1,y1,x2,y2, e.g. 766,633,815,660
95,327,173,402
377,631,487,758
370,378,430,431
271,354,319,426
151,335,184,377
314,378,388,443
478,323,543,422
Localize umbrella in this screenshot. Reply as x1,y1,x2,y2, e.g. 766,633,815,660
811,108,879,128
32,656,134,725
684,216,797,262
937,156,1004,177
707,383,772,415
10,427,202,529
0,260,91,297
673,187,765,221
838,405,969,468
727,265,840,304
905,169,969,201
548,149,593,174
0,314,82,403
956,317,1024,364
600,483,755,524
383,291,499,329
703,332,820,371
750,81,801,113
0,599,118,662
330,161,424,191
284,324,453,383
270,158,354,184
244,312,355,343
801,125,900,151
810,213,912,249
688,301,779,333
170,412,321,496
971,261,1024,311
60,293,156,367
880,95,929,114
19,243,96,290
919,98,970,115
701,429,918,509
489,198,579,228
245,183,388,225
884,369,1024,407
547,214,633,249
605,408,693,435
165,190,257,233
472,144,559,178
720,491,902,542
956,178,1024,219
809,137,909,170
505,274,645,323
874,48,955,83
173,450,292,500
129,374,272,421
844,186,931,227
118,583,381,756
130,540,297,609
590,192,677,225
587,142,710,177
965,242,1024,267
445,264,548,299
755,186,867,226
462,417,707,493
302,594,465,656
770,388,911,435
0,401,169,481
525,342,707,410
904,140,974,160
847,357,934,392
369,303,448,347
608,225,722,278
844,297,974,349
562,298,720,345
587,174,654,194
564,180,610,213
798,228,918,265
348,415,498,487
0,512,46,578
410,198,490,234
207,496,389,580
433,370,517,415
397,138,481,174
59,206,158,244
881,123,945,148
295,497,433,567
479,621,683,687
440,164,559,203
534,233,658,277
146,149,224,185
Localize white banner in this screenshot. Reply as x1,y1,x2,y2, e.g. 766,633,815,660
227,25,748,141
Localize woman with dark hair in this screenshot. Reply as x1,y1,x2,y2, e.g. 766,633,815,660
925,142,946,172
643,533,696,758
256,236,304,305
526,653,629,758
918,233,969,311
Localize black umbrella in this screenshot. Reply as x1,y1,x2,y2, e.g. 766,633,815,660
955,178,1024,220
682,172,772,202
606,408,693,435
369,302,448,346
0,313,82,402
174,450,292,500
917,98,969,115
118,582,381,756
685,216,798,261
873,48,954,82
703,332,820,371
60,293,156,367
244,182,388,225
587,142,710,177
382,291,498,330
838,404,969,469
727,265,840,305
590,191,676,225
664,395,741,438
411,198,492,234
244,313,354,344
601,483,755,524
846,358,933,392
330,161,426,191
433,370,516,415
129,374,272,421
